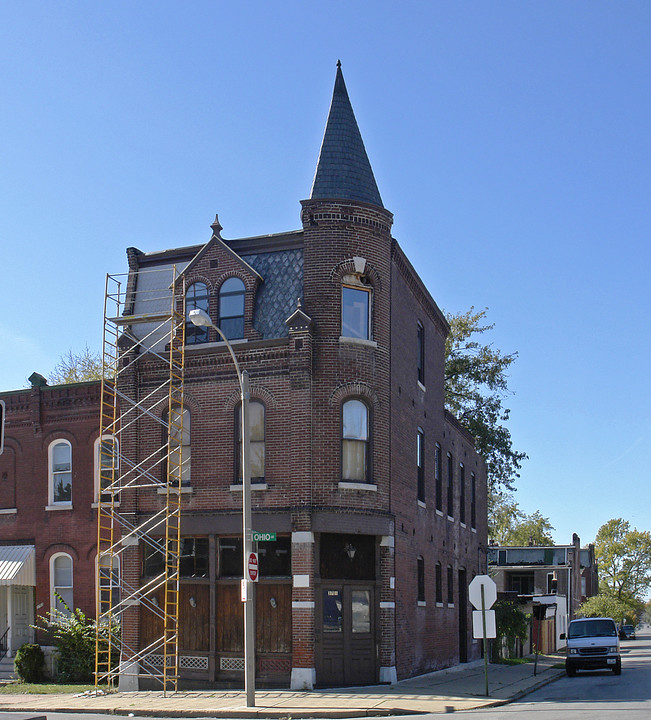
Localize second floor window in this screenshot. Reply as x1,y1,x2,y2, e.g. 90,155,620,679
417,429,425,503
49,440,72,505
342,399,369,482
447,452,454,518
219,277,245,340
168,407,191,486
236,400,265,483
435,562,442,603
417,321,425,385
459,463,466,524
95,435,119,501
342,286,371,340
435,444,442,512
186,282,210,344
470,472,477,529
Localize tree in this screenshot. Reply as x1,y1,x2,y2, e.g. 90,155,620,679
595,518,651,602
491,599,530,661
578,594,643,626
489,491,554,545
48,346,103,385
444,307,527,495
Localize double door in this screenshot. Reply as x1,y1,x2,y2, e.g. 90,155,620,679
316,583,376,686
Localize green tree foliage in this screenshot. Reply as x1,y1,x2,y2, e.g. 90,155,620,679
444,307,527,495
492,599,530,661
578,594,644,626
595,518,651,601
48,346,103,385
489,491,554,545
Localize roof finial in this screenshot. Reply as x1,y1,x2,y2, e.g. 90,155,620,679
210,214,223,239
336,59,341,69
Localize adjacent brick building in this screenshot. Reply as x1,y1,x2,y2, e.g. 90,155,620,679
0,373,103,658
116,63,488,689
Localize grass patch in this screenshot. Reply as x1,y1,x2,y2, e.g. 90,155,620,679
0,683,101,695
493,657,534,665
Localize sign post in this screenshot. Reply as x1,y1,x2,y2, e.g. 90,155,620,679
469,575,497,696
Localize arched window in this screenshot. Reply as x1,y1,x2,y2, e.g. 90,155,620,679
186,282,210,344
168,406,191,486
236,400,265,483
50,553,73,615
342,399,369,482
98,553,120,610
94,435,119,502
219,277,245,340
49,440,72,505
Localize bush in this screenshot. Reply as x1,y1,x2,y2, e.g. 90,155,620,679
14,643,45,683
35,595,119,683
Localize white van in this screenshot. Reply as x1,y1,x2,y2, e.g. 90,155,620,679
561,616,621,676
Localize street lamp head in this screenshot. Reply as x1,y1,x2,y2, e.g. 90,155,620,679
189,308,212,327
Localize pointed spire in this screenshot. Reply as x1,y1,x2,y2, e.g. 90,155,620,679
310,62,383,208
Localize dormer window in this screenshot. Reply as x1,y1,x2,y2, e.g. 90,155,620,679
342,285,371,340
219,277,245,340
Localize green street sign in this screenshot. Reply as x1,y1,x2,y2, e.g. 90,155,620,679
252,531,276,542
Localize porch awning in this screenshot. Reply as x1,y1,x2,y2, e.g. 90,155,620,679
0,546,36,586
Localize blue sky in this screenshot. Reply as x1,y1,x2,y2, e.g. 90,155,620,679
1,2,650,548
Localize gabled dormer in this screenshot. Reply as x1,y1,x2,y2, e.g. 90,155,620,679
180,216,264,344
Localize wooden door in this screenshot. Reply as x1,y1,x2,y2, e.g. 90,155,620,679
316,584,375,687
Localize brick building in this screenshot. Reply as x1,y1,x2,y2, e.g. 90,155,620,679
113,63,489,690
0,373,103,659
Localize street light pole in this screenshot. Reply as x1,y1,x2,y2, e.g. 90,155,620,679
189,309,255,707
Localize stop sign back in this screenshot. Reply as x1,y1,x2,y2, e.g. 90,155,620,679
247,552,259,582
468,575,497,610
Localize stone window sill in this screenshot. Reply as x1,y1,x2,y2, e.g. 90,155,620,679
338,481,377,492
338,336,378,349
157,486,193,495
46,504,72,511
230,483,268,492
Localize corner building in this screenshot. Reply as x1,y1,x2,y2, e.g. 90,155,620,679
121,64,487,689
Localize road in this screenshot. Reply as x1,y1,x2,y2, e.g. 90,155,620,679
1,631,650,720
427,627,651,719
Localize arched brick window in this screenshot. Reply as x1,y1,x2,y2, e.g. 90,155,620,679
342,399,370,482
219,277,245,340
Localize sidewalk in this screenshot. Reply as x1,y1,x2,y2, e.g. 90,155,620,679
0,655,565,718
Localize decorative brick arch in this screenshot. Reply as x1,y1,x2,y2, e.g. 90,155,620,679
42,543,80,562
41,429,78,448
224,384,277,412
328,257,382,292
185,273,215,292
328,381,380,408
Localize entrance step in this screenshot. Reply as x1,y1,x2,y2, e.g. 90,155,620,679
0,655,16,681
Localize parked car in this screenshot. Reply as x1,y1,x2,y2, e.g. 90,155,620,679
620,624,636,639
561,617,621,676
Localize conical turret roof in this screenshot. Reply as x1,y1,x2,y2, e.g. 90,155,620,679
310,62,383,208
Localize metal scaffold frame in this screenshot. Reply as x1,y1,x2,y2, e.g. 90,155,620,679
95,266,186,695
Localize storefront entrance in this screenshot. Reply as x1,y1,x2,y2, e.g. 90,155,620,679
315,583,376,686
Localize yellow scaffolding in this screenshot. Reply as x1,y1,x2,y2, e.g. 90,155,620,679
95,266,186,695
